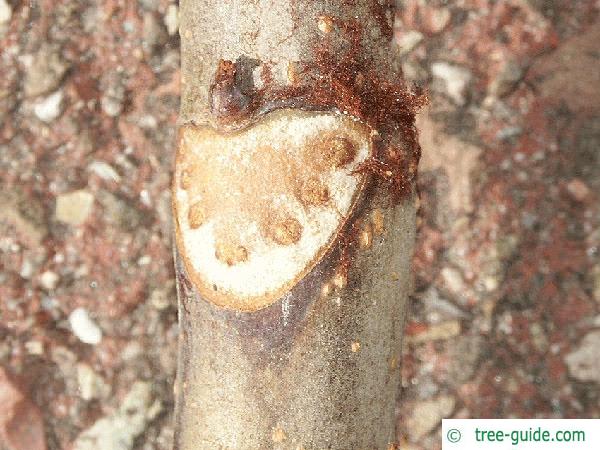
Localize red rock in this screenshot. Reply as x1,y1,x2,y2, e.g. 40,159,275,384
566,179,590,202
422,6,451,35
528,24,600,113
0,367,47,450
547,356,567,383
405,321,428,336
551,295,594,328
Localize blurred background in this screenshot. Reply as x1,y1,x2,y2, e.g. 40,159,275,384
0,1,598,449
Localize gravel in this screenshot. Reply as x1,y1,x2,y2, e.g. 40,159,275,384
55,190,95,226
69,308,103,345
431,62,472,106
72,382,160,450
33,91,64,122
564,331,600,383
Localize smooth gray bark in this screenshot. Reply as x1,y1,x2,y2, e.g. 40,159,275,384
173,1,419,449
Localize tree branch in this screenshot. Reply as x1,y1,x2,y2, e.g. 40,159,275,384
173,1,422,448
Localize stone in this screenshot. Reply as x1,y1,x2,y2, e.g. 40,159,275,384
592,265,600,304
121,341,143,361
72,381,159,450
77,363,110,401
425,7,451,34
0,368,47,450
50,346,77,385
69,307,103,345
0,191,48,246
19,259,34,279
446,335,483,385
406,321,461,344
0,0,11,25
489,59,524,97
417,111,482,215
406,395,456,441
529,25,600,113
482,275,499,292
55,190,94,226
24,341,44,355
164,4,179,36
24,44,68,98
101,94,123,117
96,190,142,231
138,0,159,11
39,270,59,290
149,282,175,310
33,91,63,122
530,323,548,353
100,77,125,117
440,267,466,296
137,255,151,266
566,179,590,202
142,12,166,51
421,287,467,323
397,31,423,57
431,62,472,105
565,331,600,383
88,161,121,182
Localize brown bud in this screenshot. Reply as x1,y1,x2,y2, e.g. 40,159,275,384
210,59,250,120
